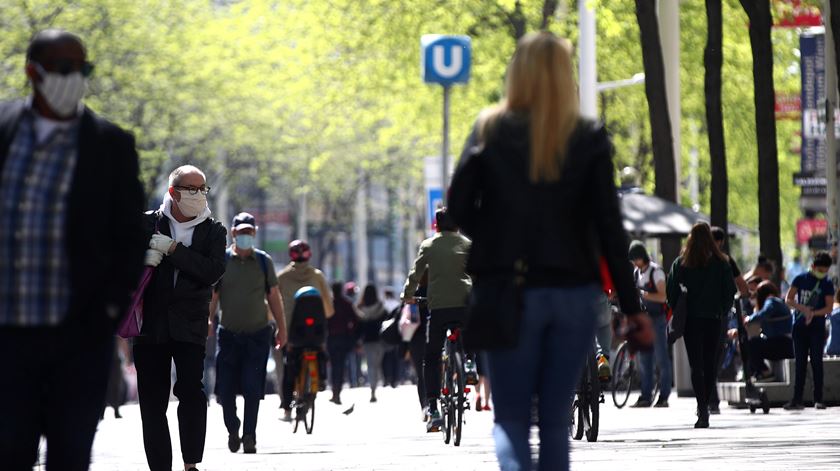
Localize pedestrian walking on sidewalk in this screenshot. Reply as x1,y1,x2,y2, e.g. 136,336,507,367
210,212,287,454
666,223,736,428
134,165,226,471
327,282,359,405
784,251,835,410
358,284,388,403
629,241,672,408
448,32,652,471
0,29,145,471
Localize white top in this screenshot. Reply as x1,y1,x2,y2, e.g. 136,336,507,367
636,263,666,290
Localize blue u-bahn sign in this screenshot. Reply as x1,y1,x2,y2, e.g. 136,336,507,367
421,35,472,86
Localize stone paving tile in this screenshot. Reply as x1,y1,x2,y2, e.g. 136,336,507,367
31,385,839,470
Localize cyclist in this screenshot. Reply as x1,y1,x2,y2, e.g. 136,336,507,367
284,287,328,417
628,241,671,408
276,240,334,422
401,207,473,433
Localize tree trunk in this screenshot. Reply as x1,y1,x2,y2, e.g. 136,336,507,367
831,1,840,100
705,0,729,247
541,0,559,30
635,0,679,267
740,0,782,279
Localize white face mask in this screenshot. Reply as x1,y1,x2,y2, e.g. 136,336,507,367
33,63,86,118
176,192,207,218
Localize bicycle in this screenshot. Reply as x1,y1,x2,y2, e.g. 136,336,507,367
439,325,470,447
291,349,320,434
571,348,600,442
611,339,660,409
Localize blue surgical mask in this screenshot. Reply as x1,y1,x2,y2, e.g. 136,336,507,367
235,234,255,250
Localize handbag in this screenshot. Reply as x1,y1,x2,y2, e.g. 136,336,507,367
117,215,161,339
667,268,689,344
379,306,403,345
463,263,526,351
117,267,154,339
398,304,420,342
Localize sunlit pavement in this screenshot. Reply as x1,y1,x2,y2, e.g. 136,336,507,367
73,385,839,470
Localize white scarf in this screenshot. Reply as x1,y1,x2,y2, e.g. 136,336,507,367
160,192,212,285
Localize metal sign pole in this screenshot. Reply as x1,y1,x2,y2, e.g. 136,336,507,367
442,85,451,204
825,1,839,256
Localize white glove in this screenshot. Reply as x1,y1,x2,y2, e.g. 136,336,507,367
144,249,164,267
149,233,176,255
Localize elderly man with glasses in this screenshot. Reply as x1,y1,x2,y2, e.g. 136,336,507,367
134,165,227,471
0,30,145,470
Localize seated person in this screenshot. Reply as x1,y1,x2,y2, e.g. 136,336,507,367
743,281,794,380
286,286,328,393
825,289,840,356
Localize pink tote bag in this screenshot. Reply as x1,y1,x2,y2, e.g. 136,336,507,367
117,266,154,339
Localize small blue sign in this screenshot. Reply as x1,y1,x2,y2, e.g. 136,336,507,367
422,35,471,85
427,188,443,232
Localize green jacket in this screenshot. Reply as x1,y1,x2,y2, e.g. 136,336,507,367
667,256,736,319
401,232,472,310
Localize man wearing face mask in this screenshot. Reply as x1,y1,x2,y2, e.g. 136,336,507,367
209,212,287,454
0,30,145,470
134,165,226,471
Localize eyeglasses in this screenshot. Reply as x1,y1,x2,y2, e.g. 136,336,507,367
35,60,95,78
174,185,211,195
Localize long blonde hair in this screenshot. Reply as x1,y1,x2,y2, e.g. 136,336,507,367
478,32,579,183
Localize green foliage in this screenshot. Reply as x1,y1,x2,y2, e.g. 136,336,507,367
0,0,809,250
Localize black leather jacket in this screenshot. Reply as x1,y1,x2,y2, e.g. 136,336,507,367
449,114,641,315
137,210,227,346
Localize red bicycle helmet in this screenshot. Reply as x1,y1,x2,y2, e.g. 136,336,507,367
289,239,312,262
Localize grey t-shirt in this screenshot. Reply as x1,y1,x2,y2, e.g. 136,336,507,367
217,251,278,334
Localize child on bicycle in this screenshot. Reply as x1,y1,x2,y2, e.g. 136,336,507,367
285,287,329,395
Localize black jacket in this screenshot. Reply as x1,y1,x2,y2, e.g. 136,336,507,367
138,210,227,346
448,114,641,315
0,100,145,335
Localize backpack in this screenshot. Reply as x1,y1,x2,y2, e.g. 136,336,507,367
219,247,273,294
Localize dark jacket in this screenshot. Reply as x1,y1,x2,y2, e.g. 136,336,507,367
0,100,145,335
329,294,358,338
448,114,641,315
138,210,227,346
666,256,736,320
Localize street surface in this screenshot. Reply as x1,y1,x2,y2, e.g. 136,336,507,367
43,385,840,470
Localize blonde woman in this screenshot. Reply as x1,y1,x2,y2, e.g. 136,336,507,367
449,32,651,471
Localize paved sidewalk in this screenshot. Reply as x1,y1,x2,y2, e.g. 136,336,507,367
41,385,840,470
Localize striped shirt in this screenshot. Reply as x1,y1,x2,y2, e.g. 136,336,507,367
0,109,79,326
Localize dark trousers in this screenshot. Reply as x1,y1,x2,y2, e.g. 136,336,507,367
134,341,207,470
0,326,113,471
748,335,794,375
708,315,730,407
281,347,294,410
408,327,427,408
382,345,400,387
793,322,826,402
424,307,466,404
327,335,355,395
215,325,272,437
683,317,722,413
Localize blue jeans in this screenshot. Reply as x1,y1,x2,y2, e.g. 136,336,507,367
638,314,672,401
215,325,273,437
487,285,600,471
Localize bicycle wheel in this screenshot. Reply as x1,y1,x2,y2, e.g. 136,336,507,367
441,351,453,445
453,351,465,447
304,396,315,434
611,342,633,409
571,398,584,440
585,355,600,442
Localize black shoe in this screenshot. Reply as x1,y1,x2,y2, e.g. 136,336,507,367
630,398,653,408
228,432,241,453
653,398,669,408
330,395,342,405
694,414,709,428
370,395,378,403
783,401,805,411
242,434,256,454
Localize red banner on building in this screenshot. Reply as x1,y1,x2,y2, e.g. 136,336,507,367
796,218,828,244
775,93,801,120
774,0,822,28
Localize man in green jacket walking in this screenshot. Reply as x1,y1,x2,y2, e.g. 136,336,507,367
402,207,473,432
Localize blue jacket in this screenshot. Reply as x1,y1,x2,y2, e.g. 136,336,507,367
826,308,840,355
746,297,792,338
